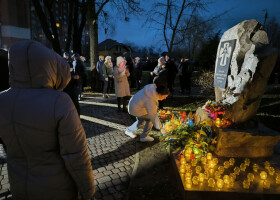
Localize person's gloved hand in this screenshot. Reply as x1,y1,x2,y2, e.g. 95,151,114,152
105,78,109,81
160,128,167,136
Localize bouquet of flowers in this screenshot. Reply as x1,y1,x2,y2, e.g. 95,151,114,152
203,101,232,128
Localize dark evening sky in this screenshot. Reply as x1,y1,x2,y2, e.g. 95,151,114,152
98,0,280,51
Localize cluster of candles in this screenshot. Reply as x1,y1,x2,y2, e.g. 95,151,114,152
179,148,280,191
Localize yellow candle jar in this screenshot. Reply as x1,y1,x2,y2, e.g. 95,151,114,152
252,163,259,173
240,163,246,172
260,171,268,180
185,147,193,155
191,159,197,167
208,160,215,169
179,167,186,174
264,161,270,170
185,153,191,161
204,171,209,180
213,157,219,165
234,167,240,175
199,173,205,183
201,156,207,165
192,176,199,185
207,152,212,160
247,173,254,182
185,163,191,170
218,166,225,174
229,173,236,181
216,179,224,189
180,158,186,165
229,158,235,166
276,175,280,184
185,181,192,189
244,158,250,166
268,167,275,176
224,161,230,169
243,179,250,189
263,180,271,189
215,171,221,180
223,175,230,184
195,166,202,174
208,178,215,188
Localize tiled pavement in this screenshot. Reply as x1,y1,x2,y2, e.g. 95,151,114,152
0,93,136,200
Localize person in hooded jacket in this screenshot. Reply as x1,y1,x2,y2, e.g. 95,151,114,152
0,40,95,200
125,84,169,142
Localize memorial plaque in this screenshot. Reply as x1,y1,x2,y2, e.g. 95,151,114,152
214,39,236,89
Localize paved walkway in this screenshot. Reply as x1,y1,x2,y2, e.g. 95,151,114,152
0,93,137,200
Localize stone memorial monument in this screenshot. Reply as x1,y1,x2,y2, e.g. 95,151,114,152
196,19,280,157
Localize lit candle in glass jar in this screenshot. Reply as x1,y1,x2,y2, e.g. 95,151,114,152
263,180,271,189
207,152,212,160
180,158,186,165
260,171,267,180
204,171,209,180
179,166,186,174
234,167,240,175
208,160,215,169
213,157,218,165
216,179,224,189
224,161,230,169
268,167,275,176
244,158,250,166
229,173,236,181
199,173,205,183
264,161,270,170
247,173,254,182
229,158,235,166
240,163,246,172
208,178,215,188
192,176,199,185
195,166,202,174
185,153,191,161
218,166,224,174
243,179,250,189
185,147,193,154
276,175,280,184
215,171,221,180
223,175,230,184
185,180,192,189
191,159,197,167
201,156,207,165
252,163,259,173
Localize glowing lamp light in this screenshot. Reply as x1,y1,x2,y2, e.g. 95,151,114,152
216,179,224,189
243,179,250,189
260,171,268,180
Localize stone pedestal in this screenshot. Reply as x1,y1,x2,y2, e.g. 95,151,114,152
215,126,280,157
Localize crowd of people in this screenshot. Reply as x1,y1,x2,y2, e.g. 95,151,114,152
0,40,194,200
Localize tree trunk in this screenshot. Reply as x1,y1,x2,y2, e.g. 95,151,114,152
88,0,99,91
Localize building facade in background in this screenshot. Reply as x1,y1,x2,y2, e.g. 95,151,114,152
1,0,89,58
0,0,31,49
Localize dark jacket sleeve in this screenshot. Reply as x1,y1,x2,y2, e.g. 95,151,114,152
55,93,95,199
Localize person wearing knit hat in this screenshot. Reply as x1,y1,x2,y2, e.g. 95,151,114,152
102,56,114,98
113,56,131,112
96,55,105,92
125,84,169,142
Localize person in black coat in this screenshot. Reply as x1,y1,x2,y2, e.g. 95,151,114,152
0,49,9,92
165,54,178,96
